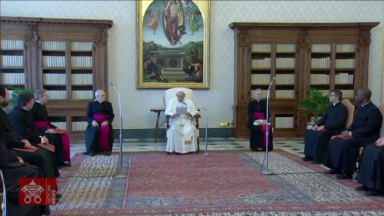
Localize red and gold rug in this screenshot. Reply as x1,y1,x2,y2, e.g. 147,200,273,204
51,150,384,215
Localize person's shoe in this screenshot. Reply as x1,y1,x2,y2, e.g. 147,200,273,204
89,152,95,156
105,152,111,156
302,156,313,162
366,190,382,196
355,186,368,191
312,159,322,164
336,173,352,179
324,169,340,174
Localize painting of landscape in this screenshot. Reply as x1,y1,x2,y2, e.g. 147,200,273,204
137,0,210,89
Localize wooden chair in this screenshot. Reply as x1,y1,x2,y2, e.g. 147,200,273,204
342,99,355,128
165,88,201,151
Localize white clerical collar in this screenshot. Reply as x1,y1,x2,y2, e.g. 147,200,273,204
95,99,102,103
361,101,371,107
333,102,339,106
35,100,43,105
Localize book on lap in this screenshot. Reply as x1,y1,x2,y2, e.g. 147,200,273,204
12,147,38,152
37,143,55,152
335,135,353,139
176,107,187,115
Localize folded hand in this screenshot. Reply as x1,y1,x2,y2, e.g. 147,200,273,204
17,157,24,163
339,131,350,137
92,120,99,126
22,139,33,148
46,129,55,134
40,136,49,144
101,121,109,126
311,125,318,131
317,126,325,131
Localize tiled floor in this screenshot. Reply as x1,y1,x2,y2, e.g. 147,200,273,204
69,137,305,158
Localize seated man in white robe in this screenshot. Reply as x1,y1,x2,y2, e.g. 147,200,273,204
165,90,198,154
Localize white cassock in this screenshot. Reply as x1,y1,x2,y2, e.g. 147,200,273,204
165,98,199,153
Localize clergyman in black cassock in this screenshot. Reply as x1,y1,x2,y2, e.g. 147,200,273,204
84,90,115,156
303,90,348,164
324,89,383,179
28,89,70,167
6,92,59,178
0,143,51,216
355,143,384,196
247,89,273,151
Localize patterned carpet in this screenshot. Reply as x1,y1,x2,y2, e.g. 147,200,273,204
52,150,384,216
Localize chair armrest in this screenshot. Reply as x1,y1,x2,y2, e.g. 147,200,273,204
359,147,364,157
165,115,170,130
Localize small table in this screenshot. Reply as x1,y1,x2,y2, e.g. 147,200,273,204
150,108,166,142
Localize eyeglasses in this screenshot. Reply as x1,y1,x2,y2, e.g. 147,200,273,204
329,94,335,97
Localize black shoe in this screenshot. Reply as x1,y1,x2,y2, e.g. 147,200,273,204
355,186,368,191
302,156,314,162
56,193,62,199
324,169,340,174
336,173,352,179
105,151,111,156
312,159,322,164
366,190,382,196
83,152,95,156
58,162,71,167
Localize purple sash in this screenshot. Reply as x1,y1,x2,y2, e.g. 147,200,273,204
93,114,110,151
253,112,271,147
35,121,71,163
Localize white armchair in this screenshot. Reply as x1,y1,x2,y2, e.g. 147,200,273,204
165,87,201,151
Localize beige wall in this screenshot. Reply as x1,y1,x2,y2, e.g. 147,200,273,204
1,1,383,129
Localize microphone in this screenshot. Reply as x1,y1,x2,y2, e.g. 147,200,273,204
261,76,275,175
108,82,125,178
268,77,276,91
181,101,209,156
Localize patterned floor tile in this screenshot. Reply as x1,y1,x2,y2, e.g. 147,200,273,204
68,137,305,159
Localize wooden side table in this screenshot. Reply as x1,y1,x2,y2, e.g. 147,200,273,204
150,108,166,142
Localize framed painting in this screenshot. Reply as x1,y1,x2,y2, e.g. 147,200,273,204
137,0,210,89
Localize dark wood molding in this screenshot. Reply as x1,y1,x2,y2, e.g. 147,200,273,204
1,16,113,27
229,22,379,29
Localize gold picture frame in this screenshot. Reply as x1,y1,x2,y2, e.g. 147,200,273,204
137,0,210,89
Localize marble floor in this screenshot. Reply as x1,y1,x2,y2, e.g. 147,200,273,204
69,137,305,158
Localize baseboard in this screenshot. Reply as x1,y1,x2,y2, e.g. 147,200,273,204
113,128,233,139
